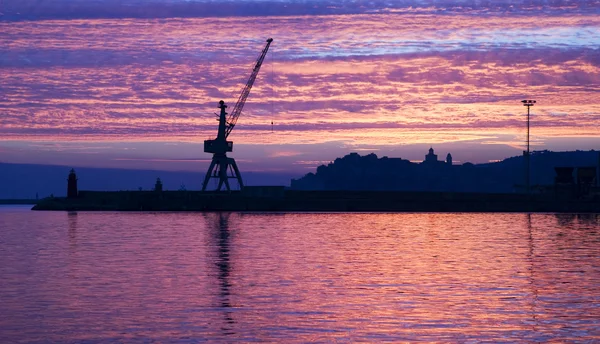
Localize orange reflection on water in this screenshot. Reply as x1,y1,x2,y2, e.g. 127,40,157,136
0,210,599,342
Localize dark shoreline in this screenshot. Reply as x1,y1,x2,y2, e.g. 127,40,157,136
0,199,38,205
32,190,600,213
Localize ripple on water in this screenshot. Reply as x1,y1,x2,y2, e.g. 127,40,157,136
0,208,599,342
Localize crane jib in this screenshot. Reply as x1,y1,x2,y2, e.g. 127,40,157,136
224,38,273,139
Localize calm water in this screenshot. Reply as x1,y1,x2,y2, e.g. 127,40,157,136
1,206,599,342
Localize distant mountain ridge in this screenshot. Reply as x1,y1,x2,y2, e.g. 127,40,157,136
291,150,600,193
0,163,294,199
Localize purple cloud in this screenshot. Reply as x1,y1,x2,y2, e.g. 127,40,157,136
1,1,598,21
1,5,598,173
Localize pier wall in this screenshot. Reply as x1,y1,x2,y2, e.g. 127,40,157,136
32,189,600,213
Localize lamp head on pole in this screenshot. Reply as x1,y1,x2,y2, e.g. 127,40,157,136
522,99,536,107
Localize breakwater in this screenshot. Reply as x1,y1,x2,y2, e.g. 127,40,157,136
32,189,600,213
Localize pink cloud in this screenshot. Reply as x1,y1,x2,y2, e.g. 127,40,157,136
0,11,598,172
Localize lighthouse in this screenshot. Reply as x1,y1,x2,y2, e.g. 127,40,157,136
67,169,78,198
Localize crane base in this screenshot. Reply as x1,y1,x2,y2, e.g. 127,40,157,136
202,155,244,192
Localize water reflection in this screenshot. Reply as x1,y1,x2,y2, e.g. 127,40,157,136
555,213,577,226
204,212,235,336
68,211,78,250
555,213,600,231
0,209,598,342
576,213,599,226
526,213,539,334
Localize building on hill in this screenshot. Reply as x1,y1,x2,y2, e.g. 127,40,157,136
424,147,438,163
423,147,452,167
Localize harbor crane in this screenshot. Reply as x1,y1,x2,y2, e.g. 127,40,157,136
202,38,273,191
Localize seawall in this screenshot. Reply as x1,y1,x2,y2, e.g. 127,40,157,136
32,190,600,213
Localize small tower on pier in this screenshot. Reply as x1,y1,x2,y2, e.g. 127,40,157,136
67,169,78,198
154,178,163,192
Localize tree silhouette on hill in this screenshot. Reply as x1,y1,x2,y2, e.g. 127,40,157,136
291,150,599,193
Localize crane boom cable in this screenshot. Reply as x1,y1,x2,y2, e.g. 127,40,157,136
225,38,273,138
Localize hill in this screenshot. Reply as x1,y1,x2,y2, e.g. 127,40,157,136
291,150,600,193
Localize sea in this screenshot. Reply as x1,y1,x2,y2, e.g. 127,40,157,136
1,205,599,342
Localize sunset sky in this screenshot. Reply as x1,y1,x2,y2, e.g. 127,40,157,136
1,0,599,175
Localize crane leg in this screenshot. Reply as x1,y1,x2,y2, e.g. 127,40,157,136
218,159,230,191
223,176,231,192
220,160,231,191
202,159,217,191
229,158,244,189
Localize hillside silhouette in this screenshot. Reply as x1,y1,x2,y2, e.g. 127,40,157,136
291,149,600,193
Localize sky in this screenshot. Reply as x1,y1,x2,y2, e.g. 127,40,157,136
1,0,599,176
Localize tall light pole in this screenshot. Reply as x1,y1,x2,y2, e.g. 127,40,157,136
522,100,536,194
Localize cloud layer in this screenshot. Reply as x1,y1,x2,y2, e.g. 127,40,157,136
3,0,599,20
0,2,599,171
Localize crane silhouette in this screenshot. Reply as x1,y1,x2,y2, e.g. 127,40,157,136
202,38,273,192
